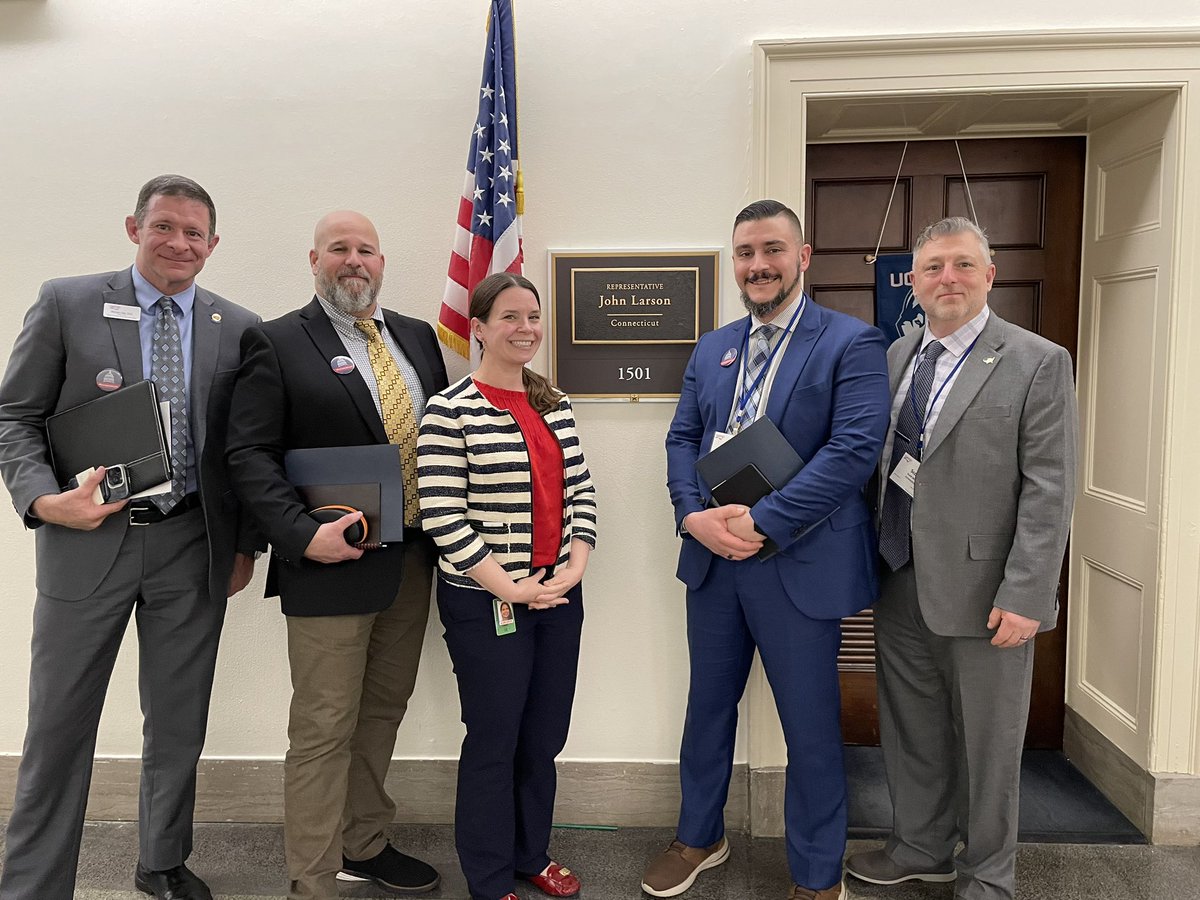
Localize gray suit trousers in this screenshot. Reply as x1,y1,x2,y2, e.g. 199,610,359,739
875,564,1035,900
0,508,225,900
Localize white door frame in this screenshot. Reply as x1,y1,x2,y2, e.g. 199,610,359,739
748,29,1200,842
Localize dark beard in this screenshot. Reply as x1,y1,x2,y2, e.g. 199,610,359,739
739,270,801,319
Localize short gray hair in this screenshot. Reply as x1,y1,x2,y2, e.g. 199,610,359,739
913,216,991,259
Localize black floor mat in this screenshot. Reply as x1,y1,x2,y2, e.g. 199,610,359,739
845,746,1147,844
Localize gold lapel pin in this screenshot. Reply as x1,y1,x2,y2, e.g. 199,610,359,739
211,312,222,322
983,356,996,365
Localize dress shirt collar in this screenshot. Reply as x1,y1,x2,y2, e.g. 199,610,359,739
919,304,990,358
131,264,196,316
749,290,806,332
316,295,385,339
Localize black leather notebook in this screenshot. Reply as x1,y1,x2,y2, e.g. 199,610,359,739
46,380,172,493
696,416,825,560
696,416,804,498
284,445,405,543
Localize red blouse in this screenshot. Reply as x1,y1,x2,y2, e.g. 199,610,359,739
473,380,565,567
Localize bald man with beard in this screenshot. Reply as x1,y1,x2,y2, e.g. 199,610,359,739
226,212,449,900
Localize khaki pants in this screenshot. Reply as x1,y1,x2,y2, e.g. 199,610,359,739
282,538,435,900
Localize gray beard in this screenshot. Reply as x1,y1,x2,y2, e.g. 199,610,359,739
318,271,379,316
740,271,801,319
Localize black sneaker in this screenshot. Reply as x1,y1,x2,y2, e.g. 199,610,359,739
337,843,440,894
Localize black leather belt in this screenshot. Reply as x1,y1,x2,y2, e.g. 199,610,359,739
128,493,201,526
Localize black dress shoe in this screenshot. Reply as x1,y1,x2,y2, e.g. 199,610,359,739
134,862,214,900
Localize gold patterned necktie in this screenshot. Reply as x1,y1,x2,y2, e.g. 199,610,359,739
353,319,420,526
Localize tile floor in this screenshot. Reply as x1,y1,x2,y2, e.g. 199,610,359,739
2,821,1197,899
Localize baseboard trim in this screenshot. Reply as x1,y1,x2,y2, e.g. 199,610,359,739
1063,706,1199,845
0,755,749,830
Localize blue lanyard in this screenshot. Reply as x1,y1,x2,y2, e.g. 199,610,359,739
731,296,806,432
909,334,981,452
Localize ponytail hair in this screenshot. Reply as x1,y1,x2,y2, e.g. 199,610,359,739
469,272,563,416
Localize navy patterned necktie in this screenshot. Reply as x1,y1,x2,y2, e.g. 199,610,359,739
739,323,779,428
151,297,189,512
878,340,946,571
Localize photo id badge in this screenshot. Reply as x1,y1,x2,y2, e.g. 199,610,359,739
493,598,516,636
889,452,920,498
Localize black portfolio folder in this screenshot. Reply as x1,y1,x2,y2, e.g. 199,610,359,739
46,380,171,493
284,445,405,543
695,416,819,560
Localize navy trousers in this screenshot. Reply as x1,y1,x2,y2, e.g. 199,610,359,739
437,576,584,900
677,556,847,891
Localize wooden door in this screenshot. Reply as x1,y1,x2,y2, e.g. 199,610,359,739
804,137,1085,747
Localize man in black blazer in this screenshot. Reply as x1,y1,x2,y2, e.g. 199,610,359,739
0,175,260,900
226,211,449,900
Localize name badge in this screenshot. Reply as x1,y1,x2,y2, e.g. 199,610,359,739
710,431,733,452
493,598,516,636
103,303,141,321
889,452,920,498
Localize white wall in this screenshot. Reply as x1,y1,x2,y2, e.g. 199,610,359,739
2,0,1199,766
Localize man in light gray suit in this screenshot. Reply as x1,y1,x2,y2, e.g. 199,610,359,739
0,175,260,900
845,217,1077,900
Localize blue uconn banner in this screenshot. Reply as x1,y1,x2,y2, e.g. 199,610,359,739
874,253,924,344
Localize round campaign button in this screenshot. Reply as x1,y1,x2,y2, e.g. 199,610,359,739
96,368,123,391
720,347,738,367
330,356,356,375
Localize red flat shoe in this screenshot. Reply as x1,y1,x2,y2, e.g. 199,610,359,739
522,862,581,897
498,895,519,900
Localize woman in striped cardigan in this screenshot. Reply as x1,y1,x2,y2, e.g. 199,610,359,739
417,273,597,900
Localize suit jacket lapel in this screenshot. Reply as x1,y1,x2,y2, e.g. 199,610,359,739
190,288,221,455
889,330,922,397
922,313,1007,459
713,318,751,427
101,271,144,385
382,309,438,398
765,296,824,423
300,298,388,443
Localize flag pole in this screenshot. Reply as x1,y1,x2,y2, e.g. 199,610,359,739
511,0,523,216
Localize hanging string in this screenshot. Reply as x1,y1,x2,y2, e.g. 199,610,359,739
953,140,994,256
954,139,980,228
865,142,908,263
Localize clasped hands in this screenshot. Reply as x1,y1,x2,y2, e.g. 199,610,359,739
683,504,764,561
503,565,583,611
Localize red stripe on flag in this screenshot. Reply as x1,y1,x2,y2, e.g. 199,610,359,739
467,235,494,285
456,196,473,230
438,302,469,335
448,251,469,289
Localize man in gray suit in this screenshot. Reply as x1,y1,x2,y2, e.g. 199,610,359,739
0,175,260,900
845,217,1077,900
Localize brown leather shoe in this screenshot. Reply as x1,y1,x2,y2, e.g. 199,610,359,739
786,880,846,900
640,837,730,897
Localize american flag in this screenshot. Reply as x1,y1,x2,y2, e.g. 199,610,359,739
437,0,523,359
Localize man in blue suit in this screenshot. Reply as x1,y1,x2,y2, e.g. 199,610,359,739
641,200,890,900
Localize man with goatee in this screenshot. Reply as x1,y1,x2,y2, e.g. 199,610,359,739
226,211,448,900
642,200,890,900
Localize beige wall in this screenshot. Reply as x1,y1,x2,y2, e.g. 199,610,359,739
2,1,1199,770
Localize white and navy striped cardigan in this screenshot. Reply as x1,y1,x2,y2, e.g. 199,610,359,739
417,375,598,589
